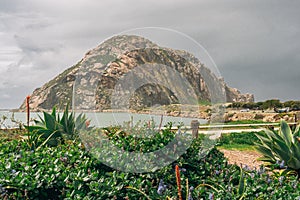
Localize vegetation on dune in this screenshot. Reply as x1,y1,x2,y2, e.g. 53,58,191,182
229,99,300,111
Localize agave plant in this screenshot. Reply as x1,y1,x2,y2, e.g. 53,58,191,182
25,105,90,150
255,120,300,174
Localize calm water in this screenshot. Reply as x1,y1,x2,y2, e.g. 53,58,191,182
0,111,206,128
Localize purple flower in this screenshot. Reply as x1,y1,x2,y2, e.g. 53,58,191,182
180,168,187,172
278,176,284,186
258,165,265,175
243,164,250,171
266,174,272,184
292,181,298,189
188,193,193,200
228,186,232,192
208,193,214,200
0,184,5,194
188,187,194,200
279,160,285,169
157,179,167,195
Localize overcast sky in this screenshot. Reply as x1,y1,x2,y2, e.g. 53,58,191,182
0,0,299,109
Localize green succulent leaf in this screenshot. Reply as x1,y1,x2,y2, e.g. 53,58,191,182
279,120,294,146
256,120,300,171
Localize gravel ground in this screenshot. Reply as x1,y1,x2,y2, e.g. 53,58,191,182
220,149,264,170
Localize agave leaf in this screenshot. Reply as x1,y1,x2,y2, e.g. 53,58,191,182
255,144,275,161
287,156,300,170
36,131,60,151
279,120,294,146
257,157,275,163
25,125,46,133
255,134,274,149
271,145,290,162
75,113,87,130
290,142,300,161
272,137,291,155
37,114,45,125
51,106,57,118
263,128,284,143
43,111,56,131
294,125,300,137
238,167,246,196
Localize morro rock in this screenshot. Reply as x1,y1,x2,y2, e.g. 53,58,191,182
20,35,254,112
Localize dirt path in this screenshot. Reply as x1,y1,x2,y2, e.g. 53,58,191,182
220,149,264,169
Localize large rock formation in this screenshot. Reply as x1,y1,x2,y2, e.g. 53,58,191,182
20,35,254,112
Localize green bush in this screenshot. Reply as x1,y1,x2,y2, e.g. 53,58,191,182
25,105,89,150
0,125,299,199
219,131,264,146
255,120,300,175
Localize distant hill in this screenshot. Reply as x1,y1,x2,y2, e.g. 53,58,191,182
19,35,254,111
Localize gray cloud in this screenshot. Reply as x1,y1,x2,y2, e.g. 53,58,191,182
0,0,299,108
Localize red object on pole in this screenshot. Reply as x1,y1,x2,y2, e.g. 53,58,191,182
26,95,30,127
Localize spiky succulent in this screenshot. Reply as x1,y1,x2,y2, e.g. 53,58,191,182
255,120,300,172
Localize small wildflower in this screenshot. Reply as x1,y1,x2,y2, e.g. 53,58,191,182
266,174,272,184
157,179,167,195
215,170,220,175
243,164,250,171
11,169,16,174
258,165,265,175
292,181,298,189
278,176,284,186
188,192,193,200
188,187,194,200
180,168,186,173
208,192,214,200
228,186,232,192
60,156,68,163
279,160,285,169
250,173,255,178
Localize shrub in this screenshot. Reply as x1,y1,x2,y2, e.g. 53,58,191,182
219,131,263,146
1,116,300,199
25,105,89,150
255,120,300,175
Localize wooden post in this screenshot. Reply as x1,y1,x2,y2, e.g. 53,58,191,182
191,120,200,138
26,95,30,128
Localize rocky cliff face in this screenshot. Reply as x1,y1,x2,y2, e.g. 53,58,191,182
19,35,254,112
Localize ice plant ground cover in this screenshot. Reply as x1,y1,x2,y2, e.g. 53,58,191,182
0,108,299,199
